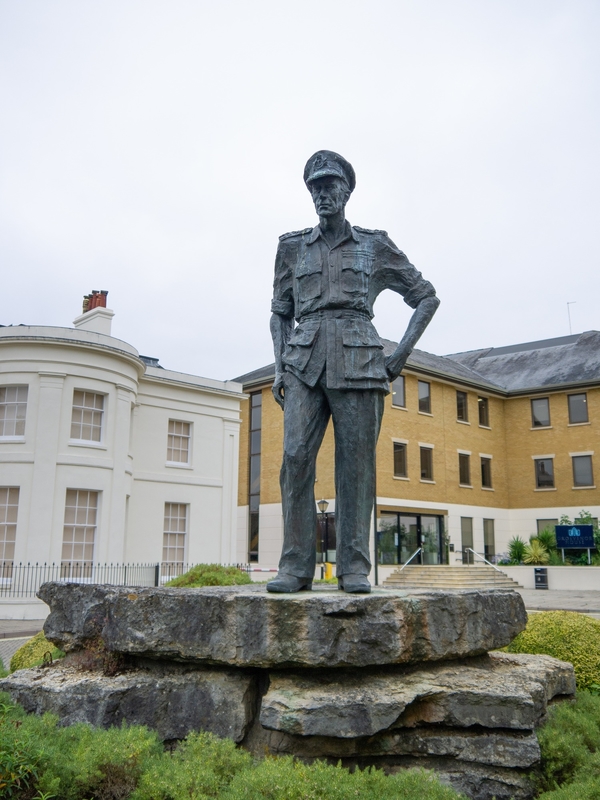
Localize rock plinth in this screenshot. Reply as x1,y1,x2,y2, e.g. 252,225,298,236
38,582,527,668
0,583,575,800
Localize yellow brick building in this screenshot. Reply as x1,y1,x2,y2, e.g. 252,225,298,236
235,332,600,572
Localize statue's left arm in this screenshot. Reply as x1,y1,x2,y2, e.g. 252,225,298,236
375,234,440,382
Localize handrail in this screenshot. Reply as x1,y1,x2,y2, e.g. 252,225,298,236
400,547,422,571
466,547,502,573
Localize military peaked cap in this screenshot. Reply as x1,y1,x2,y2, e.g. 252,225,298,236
303,150,356,192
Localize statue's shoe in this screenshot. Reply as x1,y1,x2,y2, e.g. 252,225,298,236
266,574,313,593
338,574,371,593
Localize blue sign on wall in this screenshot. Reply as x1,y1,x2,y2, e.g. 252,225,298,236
555,525,595,549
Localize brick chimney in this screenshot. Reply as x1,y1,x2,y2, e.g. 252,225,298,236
73,290,114,335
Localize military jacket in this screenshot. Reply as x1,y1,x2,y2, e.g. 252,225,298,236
271,222,437,391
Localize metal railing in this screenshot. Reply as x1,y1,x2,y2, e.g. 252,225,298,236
399,547,422,571
0,562,251,599
465,548,503,573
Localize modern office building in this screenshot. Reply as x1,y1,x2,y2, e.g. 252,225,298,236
234,331,600,571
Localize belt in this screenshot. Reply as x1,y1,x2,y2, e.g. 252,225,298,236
298,309,372,323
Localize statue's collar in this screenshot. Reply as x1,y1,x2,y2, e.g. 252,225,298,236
307,221,359,246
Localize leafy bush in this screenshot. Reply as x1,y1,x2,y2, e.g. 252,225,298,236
522,539,550,565
165,563,251,588
221,757,463,800
0,691,465,800
536,691,600,797
508,535,526,564
10,631,64,673
506,611,600,689
536,527,557,552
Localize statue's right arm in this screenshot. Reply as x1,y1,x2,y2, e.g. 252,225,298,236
270,312,293,410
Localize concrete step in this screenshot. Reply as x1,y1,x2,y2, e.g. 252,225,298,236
383,565,522,590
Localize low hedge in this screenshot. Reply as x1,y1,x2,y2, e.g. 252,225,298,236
10,631,64,673
0,693,465,799
165,564,251,588
505,611,600,690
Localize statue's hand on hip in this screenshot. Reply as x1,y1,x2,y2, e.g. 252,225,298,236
272,373,285,409
385,350,410,383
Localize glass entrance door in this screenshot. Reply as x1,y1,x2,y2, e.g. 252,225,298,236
377,513,445,565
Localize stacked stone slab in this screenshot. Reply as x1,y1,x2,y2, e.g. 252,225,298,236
0,583,575,800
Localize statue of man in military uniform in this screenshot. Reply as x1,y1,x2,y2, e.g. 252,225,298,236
267,151,439,594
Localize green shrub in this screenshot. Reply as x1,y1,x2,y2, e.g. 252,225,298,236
165,563,251,588
536,527,557,551
522,539,550,565
506,611,600,690
10,631,64,673
221,757,463,800
508,535,526,564
536,691,600,796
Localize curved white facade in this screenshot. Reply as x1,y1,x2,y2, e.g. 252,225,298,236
0,322,243,615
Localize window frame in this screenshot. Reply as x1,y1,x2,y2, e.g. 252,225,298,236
456,391,469,422
480,456,493,489
0,487,19,570
393,441,408,478
418,381,431,414
61,489,99,578
391,376,406,409
420,446,434,481
166,419,192,466
162,502,188,566
534,457,555,489
572,454,594,488
458,452,471,486
568,393,589,425
531,397,551,428
69,390,105,444
478,396,490,427
0,385,28,439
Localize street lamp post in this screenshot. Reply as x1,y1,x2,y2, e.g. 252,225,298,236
317,499,329,579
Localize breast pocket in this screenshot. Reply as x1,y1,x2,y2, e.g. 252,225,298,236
295,261,322,302
341,251,372,296
341,325,386,380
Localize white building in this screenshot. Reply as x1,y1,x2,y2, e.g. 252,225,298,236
0,296,244,617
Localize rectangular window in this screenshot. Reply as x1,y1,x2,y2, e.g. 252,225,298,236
393,442,407,477
531,397,551,428
0,487,19,572
537,519,558,536
568,393,588,424
418,381,431,414
248,392,262,562
420,447,433,481
167,420,191,463
572,455,594,487
0,386,28,437
535,458,555,488
483,519,495,559
70,391,104,442
163,502,187,565
456,391,468,421
61,489,98,578
461,517,474,563
391,376,405,408
481,457,493,488
458,453,471,485
478,396,490,427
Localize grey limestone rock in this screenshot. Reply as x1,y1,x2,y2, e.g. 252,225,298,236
0,661,257,742
260,651,575,737
39,582,527,668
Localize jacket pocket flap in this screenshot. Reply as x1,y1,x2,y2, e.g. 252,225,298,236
287,324,319,347
296,261,321,277
342,327,383,348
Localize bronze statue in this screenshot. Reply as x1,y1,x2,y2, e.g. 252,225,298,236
267,151,439,593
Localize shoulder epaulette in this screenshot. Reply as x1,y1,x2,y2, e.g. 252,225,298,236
279,227,313,241
353,225,388,236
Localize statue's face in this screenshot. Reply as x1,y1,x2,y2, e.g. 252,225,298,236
308,176,350,217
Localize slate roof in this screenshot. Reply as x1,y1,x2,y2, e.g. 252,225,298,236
233,330,600,396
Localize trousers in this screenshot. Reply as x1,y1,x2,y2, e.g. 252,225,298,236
278,370,385,579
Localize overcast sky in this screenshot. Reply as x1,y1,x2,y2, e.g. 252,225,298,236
1,1,599,382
